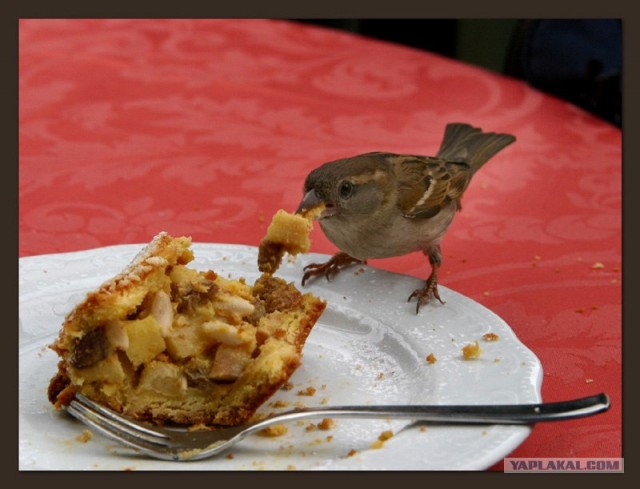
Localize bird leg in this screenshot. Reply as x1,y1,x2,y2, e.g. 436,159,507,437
301,252,364,286
408,246,445,314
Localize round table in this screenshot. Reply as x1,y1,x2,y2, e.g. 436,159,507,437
19,19,621,470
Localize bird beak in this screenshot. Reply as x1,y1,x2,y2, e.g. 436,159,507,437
296,189,333,219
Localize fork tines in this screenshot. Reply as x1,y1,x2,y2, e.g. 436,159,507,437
67,393,175,459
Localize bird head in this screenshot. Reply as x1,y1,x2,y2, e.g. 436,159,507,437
296,153,394,221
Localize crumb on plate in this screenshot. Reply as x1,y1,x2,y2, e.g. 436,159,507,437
482,332,499,342
370,430,394,449
76,429,93,443
258,424,288,437
317,418,335,430
297,386,316,396
462,340,482,360
270,400,289,408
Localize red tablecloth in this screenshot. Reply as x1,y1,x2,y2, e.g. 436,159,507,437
19,19,621,470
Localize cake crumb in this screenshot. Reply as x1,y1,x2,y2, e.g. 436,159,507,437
345,449,358,458
426,353,437,364
591,262,605,269
585,378,594,384
226,453,234,459
187,423,209,432
270,400,289,408
305,418,335,432
281,382,294,391
317,418,335,430
297,386,317,396
371,430,394,449
76,429,93,443
462,341,482,360
378,430,393,441
482,332,499,342
258,424,288,437
257,208,319,273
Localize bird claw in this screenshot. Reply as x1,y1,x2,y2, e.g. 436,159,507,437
408,276,445,314
301,253,362,286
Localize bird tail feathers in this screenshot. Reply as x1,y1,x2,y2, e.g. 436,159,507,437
436,123,516,172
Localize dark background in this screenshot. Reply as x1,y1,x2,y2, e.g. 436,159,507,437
295,19,518,74
293,19,622,127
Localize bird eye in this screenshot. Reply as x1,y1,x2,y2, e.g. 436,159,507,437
339,180,354,199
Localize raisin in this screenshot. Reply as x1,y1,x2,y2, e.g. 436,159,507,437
257,240,285,274
253,275,302,313
70,326,110,368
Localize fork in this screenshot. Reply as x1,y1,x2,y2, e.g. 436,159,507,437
67,392,610,461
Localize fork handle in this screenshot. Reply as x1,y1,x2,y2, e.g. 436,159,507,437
266,393,610,425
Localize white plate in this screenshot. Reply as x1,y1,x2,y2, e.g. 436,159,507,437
19,243,542,471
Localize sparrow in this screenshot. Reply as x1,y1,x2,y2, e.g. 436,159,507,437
295,122,516,313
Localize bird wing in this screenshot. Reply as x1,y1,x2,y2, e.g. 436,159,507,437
393,155,472,219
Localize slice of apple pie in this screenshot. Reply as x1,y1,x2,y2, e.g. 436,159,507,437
48,232,326,426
